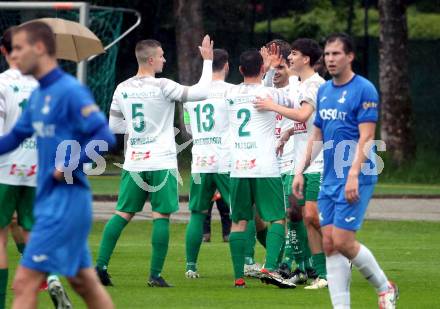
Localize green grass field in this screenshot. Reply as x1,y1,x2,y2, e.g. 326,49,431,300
5,220,440,308
89,174,440,197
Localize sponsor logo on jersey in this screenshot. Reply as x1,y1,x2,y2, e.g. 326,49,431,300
121,90,159,99
131,151,151,161
9,164,37,177
338,90,348,104
42,95,51,114
10,84,19,93
195,155,217,167
235,159,257,170
319,109,347,121
32,122,55,137
293,122,307,134
275,114,283,121
362,101,378,110
129,137,157,145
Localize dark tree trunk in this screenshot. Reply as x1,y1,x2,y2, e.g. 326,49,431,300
174,0,204,140
378,0,415,165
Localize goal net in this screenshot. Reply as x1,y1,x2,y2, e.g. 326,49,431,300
0,3,138,114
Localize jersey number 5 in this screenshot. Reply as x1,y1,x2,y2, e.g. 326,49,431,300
132,103,146,133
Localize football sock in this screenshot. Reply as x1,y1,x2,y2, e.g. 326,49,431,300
0,268,7,309
150,218,170,278
47,274,59,283
256,227,267,248
15,243,25,255
96,214,128,268
351,244,389,293
282,221,294,267
229,231,246,279
185,212,206,271
244,220,256,265
312,252,327,279
304,236,313,269
265,223,285,271
327,253,351,308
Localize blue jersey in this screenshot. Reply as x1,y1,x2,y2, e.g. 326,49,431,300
314,75,379,186
12,68,110,205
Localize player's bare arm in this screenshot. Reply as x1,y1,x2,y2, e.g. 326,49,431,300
254,96,314,123
345,122,376,204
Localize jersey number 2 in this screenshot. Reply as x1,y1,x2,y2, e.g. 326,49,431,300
237,108,250,137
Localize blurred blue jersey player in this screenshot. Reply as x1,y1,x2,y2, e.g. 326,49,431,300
0,22,115,309
292,33,398,309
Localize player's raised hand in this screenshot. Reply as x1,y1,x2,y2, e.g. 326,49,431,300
199,35,214,60
268,43,282,68
260,46,271,73
254,95,276,111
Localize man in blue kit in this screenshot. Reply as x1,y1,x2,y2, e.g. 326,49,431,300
292,33,398,309
0,22,115,308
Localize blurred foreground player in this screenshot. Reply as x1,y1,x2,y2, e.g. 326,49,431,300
0,22,115,309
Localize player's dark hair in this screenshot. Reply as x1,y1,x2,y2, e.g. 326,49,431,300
0,27,13,54
325,32,355,54
135,39,162,64
314,56,327,78
291,38,322,67
239,49,263,77
213,48,229,72
13,21,56,56
265,39,291,62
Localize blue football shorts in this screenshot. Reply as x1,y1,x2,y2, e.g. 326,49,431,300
317,183,375,231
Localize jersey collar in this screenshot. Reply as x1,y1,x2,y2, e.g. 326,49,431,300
38,67,63,89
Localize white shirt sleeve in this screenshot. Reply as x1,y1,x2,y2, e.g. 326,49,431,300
299,80,321,109
108,89,127,134
160,60,213,103
271,88,293,107
0,86,6,136
263,68,275,87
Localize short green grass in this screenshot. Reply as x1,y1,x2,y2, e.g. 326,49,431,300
89,174,440,197
5,221,440,308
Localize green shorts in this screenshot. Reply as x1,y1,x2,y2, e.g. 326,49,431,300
189,173,230,212
116,169,179,214
230,177,285,223
297,172,322,206
281,172,294,207
0,184,35,231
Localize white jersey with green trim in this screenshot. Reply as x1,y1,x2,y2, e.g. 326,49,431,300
0,69,38,187
226,83,291,178
110,76,185,171
184,80,234,173
276,83,298,174
291,73,325,174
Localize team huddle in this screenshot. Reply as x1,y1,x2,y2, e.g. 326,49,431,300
0,19,398,309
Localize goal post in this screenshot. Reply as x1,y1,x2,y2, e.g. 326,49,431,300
0,2,91,83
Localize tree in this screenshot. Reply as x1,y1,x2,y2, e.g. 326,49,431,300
174,0,204,140
378,0,415,164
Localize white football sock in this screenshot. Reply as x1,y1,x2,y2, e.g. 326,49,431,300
326,253,351,308
351,244,389,293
